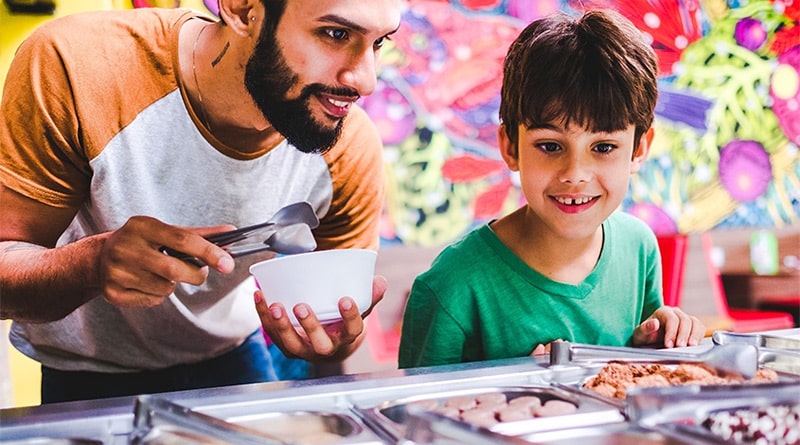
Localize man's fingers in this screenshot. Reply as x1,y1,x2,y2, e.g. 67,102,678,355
254,291,307,359
359,276,387,318
101,216,231,307
372,275,388,302
254,290,373,362
103,264,175,308
160,228,234,273
295,304,337,357
338,297,365,337
188,224,237,237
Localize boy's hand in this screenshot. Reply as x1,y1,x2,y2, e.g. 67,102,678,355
529,339,563,356
632,306,706,348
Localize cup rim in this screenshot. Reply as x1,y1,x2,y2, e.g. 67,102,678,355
249,248,377,273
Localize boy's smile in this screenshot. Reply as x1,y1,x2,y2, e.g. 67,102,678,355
552,194,600,214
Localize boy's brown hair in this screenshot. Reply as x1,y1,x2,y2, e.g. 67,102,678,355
499,9,659,154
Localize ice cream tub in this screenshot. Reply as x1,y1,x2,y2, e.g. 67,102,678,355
361,385,624,438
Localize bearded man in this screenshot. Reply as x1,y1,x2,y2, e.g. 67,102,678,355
0,0,402,403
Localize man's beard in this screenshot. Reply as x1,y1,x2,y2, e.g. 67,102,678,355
244,26,351,154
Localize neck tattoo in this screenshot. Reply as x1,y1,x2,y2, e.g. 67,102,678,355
192,23,213,132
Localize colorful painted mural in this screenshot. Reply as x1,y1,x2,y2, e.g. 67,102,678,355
2,0,799,249
362,0,800,247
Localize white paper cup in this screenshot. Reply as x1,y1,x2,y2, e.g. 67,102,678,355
249,249,377,325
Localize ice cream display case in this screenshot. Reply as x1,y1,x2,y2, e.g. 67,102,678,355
1,329,799,445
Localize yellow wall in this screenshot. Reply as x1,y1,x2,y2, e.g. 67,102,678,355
1,321,39,408
0,0,208,91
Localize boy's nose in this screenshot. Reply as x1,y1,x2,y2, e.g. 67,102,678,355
559,154,593,183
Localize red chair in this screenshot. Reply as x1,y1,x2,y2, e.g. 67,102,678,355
758,294,800,327
657,234,689,307
700,234,795,333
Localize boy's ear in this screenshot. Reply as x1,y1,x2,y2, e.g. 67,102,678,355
218,0,261,37
630,127,654,173
498,124,520,172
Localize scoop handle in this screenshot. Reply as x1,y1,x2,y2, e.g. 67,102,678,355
550,342,707,365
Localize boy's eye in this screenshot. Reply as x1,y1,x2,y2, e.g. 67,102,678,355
594,143,616,154
539,142,561,153
374,36,389,50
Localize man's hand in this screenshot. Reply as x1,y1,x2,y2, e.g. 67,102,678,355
99,216,235,308
255,275,388,362
632,306,706,348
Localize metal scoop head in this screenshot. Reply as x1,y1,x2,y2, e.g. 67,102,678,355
712,330,800,374
202,201,319,247
712,330,800,350
225,223,317,257
162,201,319,266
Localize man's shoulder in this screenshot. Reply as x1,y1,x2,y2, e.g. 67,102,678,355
339,104,382,143
32,8,192,39
21,8,193,73
323,104,383,165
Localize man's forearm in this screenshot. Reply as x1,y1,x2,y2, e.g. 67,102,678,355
0,237,103,322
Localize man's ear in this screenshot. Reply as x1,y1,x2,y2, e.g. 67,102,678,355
631,127,654,173
217,0,261,37
498,124,520,172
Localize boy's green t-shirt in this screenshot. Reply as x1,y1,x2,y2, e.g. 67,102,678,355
398,211,663,368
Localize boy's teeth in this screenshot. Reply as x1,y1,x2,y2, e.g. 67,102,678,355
556,196,591,205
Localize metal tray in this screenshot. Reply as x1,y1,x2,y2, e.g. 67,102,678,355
131,395,383,445
361,385,624,439
131,396,285,445
518,422,696,445
550,358,797,411
626,381,800,444
226,411,364,444
0,440,103,445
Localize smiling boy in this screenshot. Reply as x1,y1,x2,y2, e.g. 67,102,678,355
399,9,705,368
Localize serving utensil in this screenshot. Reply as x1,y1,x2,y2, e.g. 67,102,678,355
712,330,800,374
223,223,317,257
549,342,759,379
711,330,800,350
161,201,319,266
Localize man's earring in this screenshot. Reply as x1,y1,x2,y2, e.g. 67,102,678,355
250,16,256,21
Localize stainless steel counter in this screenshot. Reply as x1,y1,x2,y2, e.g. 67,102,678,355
0,356,557,443
1,331,798,444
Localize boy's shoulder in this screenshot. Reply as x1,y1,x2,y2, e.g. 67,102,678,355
605,211,659,255
416,224,496,280
432,224,492,258
607,211,655,236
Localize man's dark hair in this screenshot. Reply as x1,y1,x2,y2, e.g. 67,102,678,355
260,0,287,37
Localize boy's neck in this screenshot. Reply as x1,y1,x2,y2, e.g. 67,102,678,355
491,207,604,285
